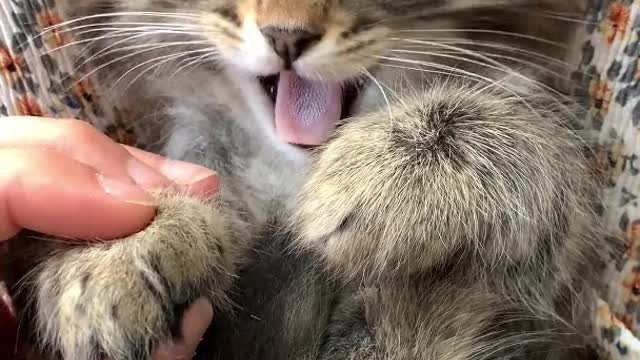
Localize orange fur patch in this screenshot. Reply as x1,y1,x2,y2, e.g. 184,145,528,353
239,0,335,32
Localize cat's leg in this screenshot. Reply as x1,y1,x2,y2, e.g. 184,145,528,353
294,82,600,284
319,277,596,360
9,191,250,360
295,83,604,358
318,278,496,360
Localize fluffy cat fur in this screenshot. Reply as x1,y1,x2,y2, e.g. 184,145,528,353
6,0,617,359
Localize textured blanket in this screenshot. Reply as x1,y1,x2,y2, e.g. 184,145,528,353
0,0,639,358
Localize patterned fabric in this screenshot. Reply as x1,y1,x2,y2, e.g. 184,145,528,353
577,1,640,358
1,0,640,359
0,0,110,127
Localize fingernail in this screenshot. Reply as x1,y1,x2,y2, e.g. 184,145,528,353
186,174,220,200
127,158,171,190
160,160,216,185
97,174,157,206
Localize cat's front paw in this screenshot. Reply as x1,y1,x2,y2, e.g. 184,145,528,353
294,85,590,279
13,193,248,360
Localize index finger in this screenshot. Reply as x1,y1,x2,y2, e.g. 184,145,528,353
124,146,220,200
0,117,172,191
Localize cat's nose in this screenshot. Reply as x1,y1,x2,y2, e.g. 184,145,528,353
261,27,321,69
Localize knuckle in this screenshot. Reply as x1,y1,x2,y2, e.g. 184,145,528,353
59,119,98,143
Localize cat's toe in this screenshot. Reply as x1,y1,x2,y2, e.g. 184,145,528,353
30,241,192,360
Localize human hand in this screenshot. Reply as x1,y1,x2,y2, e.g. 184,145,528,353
0,116,216,359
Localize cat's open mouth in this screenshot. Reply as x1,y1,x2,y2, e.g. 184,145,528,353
259,72,366,149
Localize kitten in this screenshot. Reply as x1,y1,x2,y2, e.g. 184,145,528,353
7,0,615,359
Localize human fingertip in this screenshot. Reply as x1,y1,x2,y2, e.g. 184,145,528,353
185,174,220,200
126,157,173,191
97,173,157,207
160,160,216,186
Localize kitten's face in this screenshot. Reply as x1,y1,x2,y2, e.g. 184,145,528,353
209,0,399,146
210,0,512,79
62,0,581,148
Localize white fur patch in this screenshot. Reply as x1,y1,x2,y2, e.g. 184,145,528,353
234,17,283,75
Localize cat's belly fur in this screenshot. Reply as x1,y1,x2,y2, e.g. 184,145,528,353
199,231,337,360
197,229,599,360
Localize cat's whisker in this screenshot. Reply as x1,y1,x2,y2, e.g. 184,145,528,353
71,30,174,65
475,51,579,82
515,10,596,25
393,37,580,71
44,29,135,57
46,27,207,69
377,55,539,118
67,41,205,91
375,6,588,27
362,69,394,122
117,49,208,91
73,33,169,69
480,329,585,359
26,13,204,50
43,11,203,33
63,25,202,43
395,29,565,48
542,10,585,16
394,49,585,125
378,62,484,89
387,40,580,117
170,51,219,78
380,72,406,107
119,53,187,91
391,39,543,77
51,22,201,36
76,39,210,71
388,47,552,95
390,47,574,92
69,23,209,70
50,28,202,60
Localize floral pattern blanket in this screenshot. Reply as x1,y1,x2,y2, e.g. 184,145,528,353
1,0,640,358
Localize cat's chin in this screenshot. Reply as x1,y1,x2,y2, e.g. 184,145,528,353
258,72,368,149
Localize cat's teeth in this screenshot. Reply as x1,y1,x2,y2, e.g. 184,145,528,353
267,84,277,97
258,75,280,103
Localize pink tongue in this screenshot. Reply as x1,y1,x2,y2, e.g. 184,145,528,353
275,71,342,146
